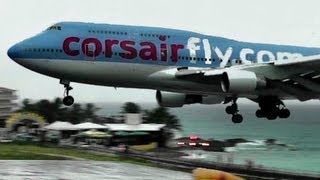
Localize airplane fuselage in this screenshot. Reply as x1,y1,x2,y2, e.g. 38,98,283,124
7,22,320,96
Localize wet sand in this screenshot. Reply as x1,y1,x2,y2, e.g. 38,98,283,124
0,160,192,180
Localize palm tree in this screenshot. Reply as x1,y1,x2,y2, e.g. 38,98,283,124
17,98,100,124
83,103,100,122
144,107,181,130
21,99,34,111
121,102,141,113
67,103,83,124
143,106,182,147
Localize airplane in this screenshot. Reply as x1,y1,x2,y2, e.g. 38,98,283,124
7,22,320,123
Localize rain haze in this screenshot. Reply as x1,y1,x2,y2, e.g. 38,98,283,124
2,0,320,103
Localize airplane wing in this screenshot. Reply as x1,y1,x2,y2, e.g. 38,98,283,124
274,54,320,67
174,55,320,101
272,55,320,100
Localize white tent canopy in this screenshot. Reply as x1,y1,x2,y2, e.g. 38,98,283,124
43,121,75,131
105,124,165,131
73,122,108,130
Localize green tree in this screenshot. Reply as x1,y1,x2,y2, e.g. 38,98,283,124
21,99,34,111
83,103,100,122
18,98,100,124
143,107,181,130
19,98,65,123
67,103,83,124
143,107,182,147
121,102,141,113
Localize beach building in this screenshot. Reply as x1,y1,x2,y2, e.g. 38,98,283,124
41,114,166,148
105,113,166,146
0,87,18,128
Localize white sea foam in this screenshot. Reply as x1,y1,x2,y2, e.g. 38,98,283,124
226,140,268,152
237,140,266,147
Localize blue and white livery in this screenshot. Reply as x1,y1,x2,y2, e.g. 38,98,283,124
7,22,320,123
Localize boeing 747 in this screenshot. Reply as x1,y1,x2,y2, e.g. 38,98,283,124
7,22,320,123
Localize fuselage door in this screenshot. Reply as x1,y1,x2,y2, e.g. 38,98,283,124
84,43,95,61
131,31,140,41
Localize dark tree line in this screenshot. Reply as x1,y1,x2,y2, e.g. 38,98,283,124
18,98,99,124
18,99,182,131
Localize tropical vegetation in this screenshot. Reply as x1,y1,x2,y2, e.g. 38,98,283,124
18,98,100,124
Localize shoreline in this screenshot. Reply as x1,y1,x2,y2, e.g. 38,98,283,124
1,143,320,180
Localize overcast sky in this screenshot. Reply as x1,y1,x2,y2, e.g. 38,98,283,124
1,0,320,103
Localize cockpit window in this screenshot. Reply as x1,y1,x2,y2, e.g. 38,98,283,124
47,26,62,31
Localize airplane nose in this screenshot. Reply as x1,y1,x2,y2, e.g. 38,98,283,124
7,44,20,60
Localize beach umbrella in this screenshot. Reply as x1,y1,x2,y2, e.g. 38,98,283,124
78,129,112,138
73,122,108,130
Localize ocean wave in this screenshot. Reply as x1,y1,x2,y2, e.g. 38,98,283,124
180,150,208,159
237,140,266,147
224,147,236,152
225,146,267,152
225,139,291,152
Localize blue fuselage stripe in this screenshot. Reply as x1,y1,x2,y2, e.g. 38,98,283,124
16,22,320,68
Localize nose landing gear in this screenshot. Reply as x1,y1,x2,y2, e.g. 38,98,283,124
60,79,74,106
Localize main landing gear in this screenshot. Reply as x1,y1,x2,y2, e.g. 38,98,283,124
60,79,74,106
256,96,290,120
225,99,243,124
225,96,290,124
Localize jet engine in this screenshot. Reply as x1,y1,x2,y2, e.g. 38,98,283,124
156,90,224,107
221,70,266,93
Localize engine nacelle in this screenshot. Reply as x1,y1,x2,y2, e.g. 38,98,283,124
156,91,224,107
221,70,266,93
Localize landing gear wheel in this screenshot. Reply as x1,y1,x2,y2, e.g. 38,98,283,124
226,104,237,114
63,96,74,106
257,96,291,120
232,114,243,124
279,109,290,118
255,109,265,118
266,110,278,120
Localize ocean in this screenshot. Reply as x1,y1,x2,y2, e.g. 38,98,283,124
96,102,320,174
